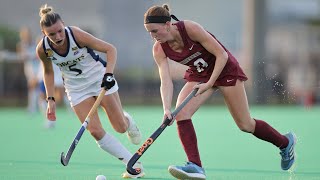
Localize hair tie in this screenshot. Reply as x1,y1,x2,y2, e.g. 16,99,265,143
170,14,180,21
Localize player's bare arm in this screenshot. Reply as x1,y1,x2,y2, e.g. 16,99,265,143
36,41,56,120
70,26,117,74
36,41,55,98
153,42,173,120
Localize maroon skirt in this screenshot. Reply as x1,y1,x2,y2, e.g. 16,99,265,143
184,62,248,87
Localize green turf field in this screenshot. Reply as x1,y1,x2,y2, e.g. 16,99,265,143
0,105,319,180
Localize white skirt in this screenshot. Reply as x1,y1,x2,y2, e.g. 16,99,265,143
66,80,119,107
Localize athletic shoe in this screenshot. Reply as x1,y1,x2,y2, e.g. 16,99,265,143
122,162,145,179
124,111,141,145
280,132,297,170
168,162,206,180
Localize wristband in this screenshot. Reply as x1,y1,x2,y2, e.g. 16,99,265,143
47,96,55,102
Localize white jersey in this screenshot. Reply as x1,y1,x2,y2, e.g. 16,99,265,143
42,27,106,93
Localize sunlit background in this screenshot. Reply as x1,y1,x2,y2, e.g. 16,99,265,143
0,0,319,107
0,1,320,180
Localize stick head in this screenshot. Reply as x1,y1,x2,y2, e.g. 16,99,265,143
126,166,141,175
60,152,69,166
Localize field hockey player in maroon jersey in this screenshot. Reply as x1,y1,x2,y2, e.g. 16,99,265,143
143,4,296,180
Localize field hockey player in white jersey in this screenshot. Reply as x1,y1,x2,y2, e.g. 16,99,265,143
36,4,144,178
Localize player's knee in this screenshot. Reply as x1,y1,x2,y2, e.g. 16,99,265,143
89,127,105,139
175,109,191,120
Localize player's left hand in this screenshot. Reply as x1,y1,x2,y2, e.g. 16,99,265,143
194,82,213,96
163,109,174,126
101,73,115,90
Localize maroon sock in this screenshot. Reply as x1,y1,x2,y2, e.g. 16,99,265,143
253,119,289,149
177,119,202,167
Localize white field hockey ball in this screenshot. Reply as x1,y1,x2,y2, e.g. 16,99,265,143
96,175,106,180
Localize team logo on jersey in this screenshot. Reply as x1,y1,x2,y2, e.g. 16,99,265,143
180,52,202,65
45,49,57,60
72,46,79,55
189,44,195,51
46,49,53,57
56,54,85,68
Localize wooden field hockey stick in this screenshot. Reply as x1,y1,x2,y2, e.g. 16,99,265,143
60,89,106,166
126,88,198,175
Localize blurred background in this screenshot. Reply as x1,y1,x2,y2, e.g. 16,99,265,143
0,0,319,109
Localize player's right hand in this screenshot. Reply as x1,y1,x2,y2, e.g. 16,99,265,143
47,101,56,121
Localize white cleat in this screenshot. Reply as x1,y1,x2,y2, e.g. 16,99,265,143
122,162,145,179
124,111,141,145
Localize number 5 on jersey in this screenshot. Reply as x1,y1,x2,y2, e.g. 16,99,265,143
68,64,82,76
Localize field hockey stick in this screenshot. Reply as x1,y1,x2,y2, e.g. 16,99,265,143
60,89,106,166
126,88,198,175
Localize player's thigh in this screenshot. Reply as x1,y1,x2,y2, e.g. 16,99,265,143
100,92,127,132
219,80,253,126
73,97,103,131
175,82,215,120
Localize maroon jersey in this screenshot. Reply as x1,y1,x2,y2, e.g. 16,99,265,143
160,21,247,86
